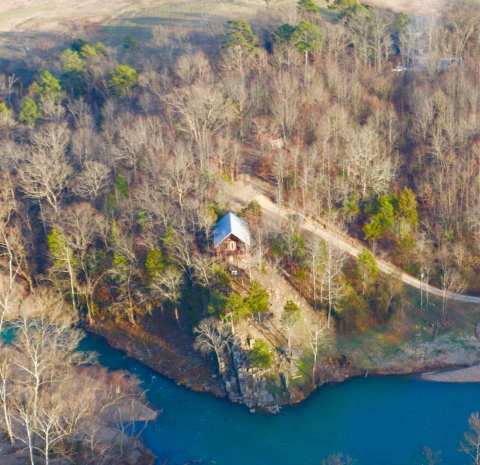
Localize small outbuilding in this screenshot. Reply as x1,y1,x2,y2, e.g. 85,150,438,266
213,212,251,258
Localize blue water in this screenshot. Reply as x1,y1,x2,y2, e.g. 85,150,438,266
0,325,16,344
81,335,480,465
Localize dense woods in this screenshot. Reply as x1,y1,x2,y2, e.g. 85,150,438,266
2,0,480,456
2,1,479,316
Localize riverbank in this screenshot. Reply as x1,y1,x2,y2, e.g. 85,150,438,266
87,316,480,415
420,364,480,383
88,317,226,397
85,333,480,465
88,315,364,413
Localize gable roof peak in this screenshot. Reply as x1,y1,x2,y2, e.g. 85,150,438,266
213,212,251,248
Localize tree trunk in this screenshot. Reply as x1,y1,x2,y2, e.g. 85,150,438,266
25,418,35,465
66,251,77,312
1,381,14,445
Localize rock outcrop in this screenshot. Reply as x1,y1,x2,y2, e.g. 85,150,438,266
222,341,281,413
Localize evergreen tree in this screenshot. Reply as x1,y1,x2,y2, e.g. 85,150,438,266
18,97,39,126
297,0,320,16
30,70,63,100
249,339,273,369
109,64,139,96
356,250,379,294
363,195,395,241
246,281,270,316
223,20,259,52
145,249,166,278
398,187,418,228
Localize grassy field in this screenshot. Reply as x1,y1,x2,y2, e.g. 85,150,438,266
364,0,446,15
337,286,480,373
0,0,464,36
0,0,296,33
0,0,297,57
0,0,469,60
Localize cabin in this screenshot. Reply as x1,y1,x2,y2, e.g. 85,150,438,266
213,212,251,259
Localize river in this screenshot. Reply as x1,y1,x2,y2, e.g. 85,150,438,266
80,334,479,465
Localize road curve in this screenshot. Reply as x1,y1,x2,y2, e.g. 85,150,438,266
225,179,480,305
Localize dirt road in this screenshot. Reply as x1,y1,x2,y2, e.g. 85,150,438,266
225,178,480,305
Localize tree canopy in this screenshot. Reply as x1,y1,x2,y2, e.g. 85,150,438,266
223,20,259,52
109,64,139,96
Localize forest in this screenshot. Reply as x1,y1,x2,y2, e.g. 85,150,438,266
1,0,480,462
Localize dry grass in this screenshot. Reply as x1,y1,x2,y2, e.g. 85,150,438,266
363,0,447,16
336,285,480,373
0,0,469,36
0,0,295,33
0,0,473,60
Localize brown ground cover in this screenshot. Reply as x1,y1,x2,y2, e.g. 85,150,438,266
363,0,446,15
0,0,464,35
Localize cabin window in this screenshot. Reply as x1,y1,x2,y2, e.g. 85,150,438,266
227,240,236,251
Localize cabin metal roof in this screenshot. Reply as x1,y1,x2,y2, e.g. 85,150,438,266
213,212,251,248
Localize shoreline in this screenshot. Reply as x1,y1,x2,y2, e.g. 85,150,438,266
419,364,480,383
86,319,226,398
86,322,480,414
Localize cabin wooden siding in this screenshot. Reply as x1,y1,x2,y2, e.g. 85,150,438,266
214,234,247,257
212,212,251,259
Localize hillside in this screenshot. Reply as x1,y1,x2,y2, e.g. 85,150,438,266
0,0,462,34
0,0,293,33
1,0,480,422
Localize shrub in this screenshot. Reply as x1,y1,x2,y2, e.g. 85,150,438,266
297,0,320,15
282,300,301,326
145,249,166,278
61,49,85,73
19,97,39,126
249,340,273,369
109,64,139,96
245,281,270,316
225,291,250,322
115,175,129,198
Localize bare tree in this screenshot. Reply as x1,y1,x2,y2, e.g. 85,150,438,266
461,412,480,465
13,314,83,418
149,267,183,321
273,149,288,206
191,253,218,288
281,300,300,356
0,310,150,465
160,143,197,212
175,52,213,86
72,161,112,200
17,124,72,213
321,243,346,329
344,124,396,199
0,174,24,332
440,265,465,324
194,317,233,375
108,227,143,326
308,238,325,309
270,70,301,141
165,83,233,169
0,354,14,445
52,203,109,320
307,322,331,384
